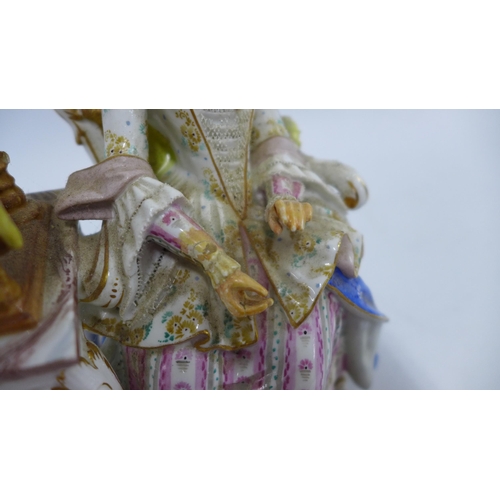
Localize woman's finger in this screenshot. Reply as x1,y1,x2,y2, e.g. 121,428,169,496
276,200,291,228
230,273,269,297
268,206,283,235
303,202,313,223
230,297,274,318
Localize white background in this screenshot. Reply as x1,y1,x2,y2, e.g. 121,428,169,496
1,109,499,389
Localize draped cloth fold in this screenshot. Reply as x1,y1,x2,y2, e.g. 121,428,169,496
55,155,155,221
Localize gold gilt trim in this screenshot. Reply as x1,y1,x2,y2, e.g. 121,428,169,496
80,335,122,383
51,370,69,390
193,326,259,353
241,109,254,220
115,289,124,308
80,356,98,370
190,110,240,220
87,339,113,371
73,122,100,164
344,181,359,209
82,317,259,353
81,222,109,303
236,221,260,342
63,109,103,163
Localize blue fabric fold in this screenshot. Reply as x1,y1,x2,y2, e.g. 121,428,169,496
328,267,386,319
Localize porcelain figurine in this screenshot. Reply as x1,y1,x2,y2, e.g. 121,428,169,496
0,110,386,390
52,109,386,390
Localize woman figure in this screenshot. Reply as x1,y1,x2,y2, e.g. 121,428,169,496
55,109,385,389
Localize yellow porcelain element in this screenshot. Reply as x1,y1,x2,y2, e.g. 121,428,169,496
216,270,274,319
178,227,240,279
0,201,23,250
267,199,313,235
0,202,23,306
177,227,272,317
0,152,23,250
147,125,177,182
178,227,226,257
282,116,302,147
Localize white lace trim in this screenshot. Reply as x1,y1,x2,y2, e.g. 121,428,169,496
197,110,252,217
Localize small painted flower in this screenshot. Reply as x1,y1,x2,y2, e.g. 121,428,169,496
185,310,203,325
181,124,202,152
298,324,311,336
175,348,193,361
166,315,183,337
299,359,313,370
294,235,316,254
162,208,181,225
179,320,196,336
175,110,190,121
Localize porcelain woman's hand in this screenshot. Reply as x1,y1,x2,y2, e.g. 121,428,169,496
267,199,313,235
216,270,273,318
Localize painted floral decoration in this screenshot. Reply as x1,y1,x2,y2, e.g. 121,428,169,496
299,359,313,371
